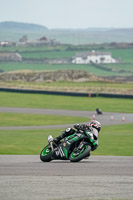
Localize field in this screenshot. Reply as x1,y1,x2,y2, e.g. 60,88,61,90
0,45,133,77
0,92,133,113
0,112,88,127
0,62,132,77
0,44,133,95
0,80,132,95
0,43,133,156
0,92,133,155
0,124,133,156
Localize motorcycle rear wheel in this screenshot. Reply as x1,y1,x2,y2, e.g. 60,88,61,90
40,144,53,162
69,144,91,162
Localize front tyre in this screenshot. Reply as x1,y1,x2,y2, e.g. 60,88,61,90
69,144,91,162
40,144,53,162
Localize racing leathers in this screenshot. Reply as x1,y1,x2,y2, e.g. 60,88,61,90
53,124,99,151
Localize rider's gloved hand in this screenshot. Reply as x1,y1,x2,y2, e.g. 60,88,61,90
64,128,75,136
80,124,87,130
74,124,87,130
74,124,80,130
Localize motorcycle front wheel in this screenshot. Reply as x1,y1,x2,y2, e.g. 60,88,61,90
40,144,53,162
69,144,91,162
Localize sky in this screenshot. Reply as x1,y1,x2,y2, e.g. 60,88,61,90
0,0,133,29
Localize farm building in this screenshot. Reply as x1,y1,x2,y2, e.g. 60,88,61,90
72,50,117,64
0,53,22,61
17,36,59,46
0,41,9,46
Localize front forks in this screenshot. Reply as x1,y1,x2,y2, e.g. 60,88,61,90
48,135,54,151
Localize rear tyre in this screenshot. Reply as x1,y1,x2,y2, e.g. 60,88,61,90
69,145,91,162
40,144,53,162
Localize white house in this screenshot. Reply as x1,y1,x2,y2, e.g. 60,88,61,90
72,50,117,64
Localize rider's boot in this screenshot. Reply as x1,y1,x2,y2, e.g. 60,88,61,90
53,135,63,144
48,134,62,145
53,128,75,144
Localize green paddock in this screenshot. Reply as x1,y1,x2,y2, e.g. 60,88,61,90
0,92,132,155
0,124,132,155
0,112,88,127
0,92,132,113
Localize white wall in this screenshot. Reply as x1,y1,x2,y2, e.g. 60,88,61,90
72,54,116,64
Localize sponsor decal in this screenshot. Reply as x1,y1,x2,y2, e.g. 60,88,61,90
59,147,65,157
76,133,82,137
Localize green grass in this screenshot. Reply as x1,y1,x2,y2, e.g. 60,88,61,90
0,44,65,52
1,43,133,62
104,63,133,72
20,47,133,64
0,124,132,155
0,112,88,127
0,46,133,77
0,92,132,156
0,62,132,76
111,48,133,63
21,50,74,59
93,124,133,156
0,92,133,113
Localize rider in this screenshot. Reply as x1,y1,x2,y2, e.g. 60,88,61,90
51,120,101,151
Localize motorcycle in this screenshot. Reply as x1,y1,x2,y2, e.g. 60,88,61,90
40,128,97,162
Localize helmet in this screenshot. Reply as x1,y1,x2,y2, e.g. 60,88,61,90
89,120,101,133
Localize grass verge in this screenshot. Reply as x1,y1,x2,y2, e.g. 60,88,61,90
0,112,88,126
0,124,133,155
0,92,133,113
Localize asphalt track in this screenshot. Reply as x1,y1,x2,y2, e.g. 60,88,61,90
0,107,133,200
0,155,133,200
0,107,133,130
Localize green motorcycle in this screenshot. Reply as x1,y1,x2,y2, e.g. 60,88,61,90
40,130,98,162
